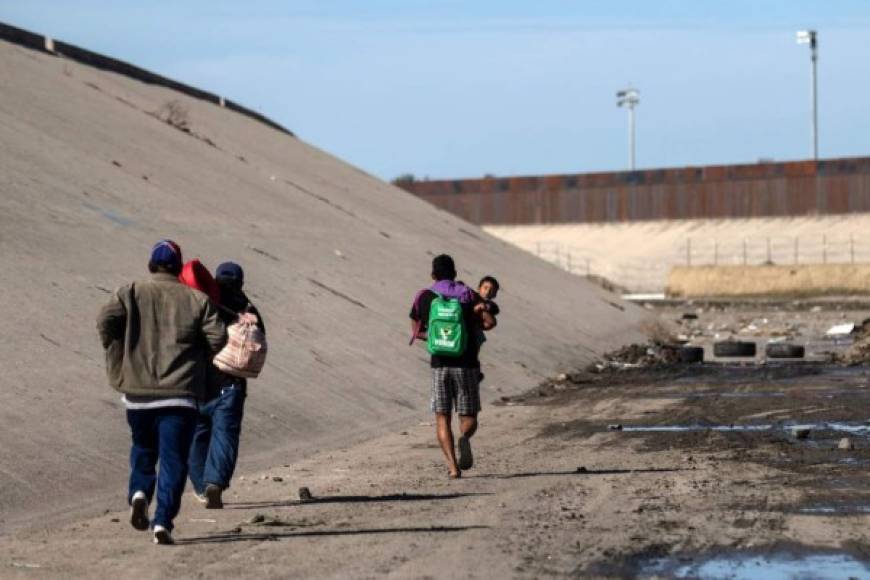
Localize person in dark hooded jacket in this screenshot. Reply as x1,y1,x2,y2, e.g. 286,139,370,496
188,261,265,509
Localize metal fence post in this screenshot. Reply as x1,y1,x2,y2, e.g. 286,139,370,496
851,234,855,264
567,252,573,273
713,240,718,266
585,258,591,277
766,237,772,264
794,237,799,265
743,239,748,266
686,238,692,266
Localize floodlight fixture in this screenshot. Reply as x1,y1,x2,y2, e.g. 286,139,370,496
796,30,816,46
616,87,640,170
796,30,818,159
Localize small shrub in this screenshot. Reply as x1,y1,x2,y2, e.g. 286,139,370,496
391,173,416,186
640,318,678,345
156,100,190,132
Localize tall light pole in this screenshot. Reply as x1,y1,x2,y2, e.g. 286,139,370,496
617,87,640,170
796,30,818,160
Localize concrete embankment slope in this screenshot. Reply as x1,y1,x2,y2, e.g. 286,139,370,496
0,37,645,531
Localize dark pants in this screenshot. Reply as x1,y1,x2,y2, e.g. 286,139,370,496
126,407,197,531
188,384,246,494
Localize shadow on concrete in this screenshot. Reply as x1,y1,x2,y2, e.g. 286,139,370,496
469,467,687,480
176,525,490,545
227,492,493,510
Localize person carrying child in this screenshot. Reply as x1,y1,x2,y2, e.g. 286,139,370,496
409,255,495,478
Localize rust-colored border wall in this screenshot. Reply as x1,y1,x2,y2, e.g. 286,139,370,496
399,157,870,225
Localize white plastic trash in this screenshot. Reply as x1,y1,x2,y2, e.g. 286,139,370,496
825,323,855,337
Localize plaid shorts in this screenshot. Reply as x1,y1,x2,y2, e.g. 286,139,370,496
430,367,481,415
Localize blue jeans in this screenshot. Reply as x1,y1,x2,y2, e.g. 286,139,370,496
188,384,246,494
126,407,197,531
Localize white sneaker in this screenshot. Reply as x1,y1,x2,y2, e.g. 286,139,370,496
193,490,208,505
130,491,150,531
152,525,174,545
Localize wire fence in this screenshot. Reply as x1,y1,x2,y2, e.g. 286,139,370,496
683,234,866,267
532,242,670,292
530,235,870,292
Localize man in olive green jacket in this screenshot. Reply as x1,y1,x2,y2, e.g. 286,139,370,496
97,240,225,545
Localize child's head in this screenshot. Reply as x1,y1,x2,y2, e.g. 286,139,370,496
478,276,500,300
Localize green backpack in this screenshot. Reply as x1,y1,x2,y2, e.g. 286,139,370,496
426,292,467,357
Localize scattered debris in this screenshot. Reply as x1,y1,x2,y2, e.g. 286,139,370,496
792,428,811,440
826,323,856,337
298,487,313,502
272,476,284,482
608,424,624,431
246,513,266,525
593,343,682,371
838,437,854,450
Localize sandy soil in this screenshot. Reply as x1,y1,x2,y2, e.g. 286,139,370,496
486,216,870,292
3,355,870,579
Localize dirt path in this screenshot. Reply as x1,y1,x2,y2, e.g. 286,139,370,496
3,364,870,578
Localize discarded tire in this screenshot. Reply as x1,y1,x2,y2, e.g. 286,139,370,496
679,346,704,364
713,341,757,358
765,343,805,359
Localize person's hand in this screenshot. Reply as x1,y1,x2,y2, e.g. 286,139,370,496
473,303,486,313
238,312,259,325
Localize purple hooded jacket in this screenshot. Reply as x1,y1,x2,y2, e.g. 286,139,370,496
409,280,475,345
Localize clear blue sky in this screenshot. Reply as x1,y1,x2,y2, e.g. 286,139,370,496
2,1,869,179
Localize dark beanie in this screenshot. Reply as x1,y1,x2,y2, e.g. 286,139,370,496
431,254,456,281
215,261,244,286
149,240,182,271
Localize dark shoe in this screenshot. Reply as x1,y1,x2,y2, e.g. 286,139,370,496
478,371,485,383
130,490,150,531
152,525,174,545
457,436,474,470
204,484,223,509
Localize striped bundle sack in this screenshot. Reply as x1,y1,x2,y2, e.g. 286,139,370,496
213,312,267,378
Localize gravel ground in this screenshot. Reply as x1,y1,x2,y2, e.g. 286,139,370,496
3,302,870,578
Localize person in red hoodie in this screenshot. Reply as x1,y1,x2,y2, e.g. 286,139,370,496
179,259,221,305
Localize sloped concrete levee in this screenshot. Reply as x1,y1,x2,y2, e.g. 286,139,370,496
0,37,644,531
